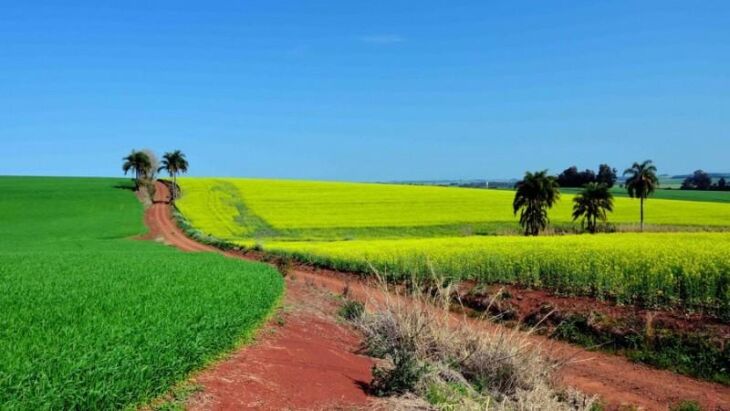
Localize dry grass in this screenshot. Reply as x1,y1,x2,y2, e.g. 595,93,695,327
349,271,596,411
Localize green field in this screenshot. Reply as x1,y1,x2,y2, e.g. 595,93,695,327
176,178,730,312
560,186,730,203
0,177,283,409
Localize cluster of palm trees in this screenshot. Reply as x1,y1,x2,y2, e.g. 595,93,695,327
122,149,189,201
513,160,658,235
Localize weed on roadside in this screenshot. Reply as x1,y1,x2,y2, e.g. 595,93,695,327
148,383,203,411
338,299,365,321
344,270,597,410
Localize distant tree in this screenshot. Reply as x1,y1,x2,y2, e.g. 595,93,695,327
557,166,577,187
623,160,659,232
579,168,596,184
557,166,596,187
718,177,727,190
158,150,189,202
122,150,152,189
141,149,160,180
513,170,560,236
596,164,618,188
681,170,712,190
572,183,614,233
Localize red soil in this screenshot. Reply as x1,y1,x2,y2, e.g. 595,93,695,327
188,277,374,411
144,181,730,411
457,281,729,337
142,186,210,252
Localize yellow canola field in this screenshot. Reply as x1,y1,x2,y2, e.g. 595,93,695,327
261,233,730,311
175,178,730,312
177,177,730,237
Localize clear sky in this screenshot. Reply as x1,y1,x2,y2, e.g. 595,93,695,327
1,1,728,181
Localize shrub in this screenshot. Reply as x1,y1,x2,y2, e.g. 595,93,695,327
338,299,365,321
371,350,427,396
670,400,702,411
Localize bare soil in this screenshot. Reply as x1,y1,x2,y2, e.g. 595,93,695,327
144,181,730,411
187,276,374,411
457,281,729,386
142,187,210,252
457,281,729,336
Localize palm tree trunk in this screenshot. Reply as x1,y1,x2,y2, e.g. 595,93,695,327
640,197,644,232
592,215,596,233
172,173,177,203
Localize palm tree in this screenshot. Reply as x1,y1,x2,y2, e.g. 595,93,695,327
572,182,614,233
623,160,659,231
513,170,560,236
158,150,189,202
122,150,152,189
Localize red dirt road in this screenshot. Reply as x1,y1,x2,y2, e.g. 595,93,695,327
143,186,210,252
145,181,730,411
188,279,374,411
146,183,374,410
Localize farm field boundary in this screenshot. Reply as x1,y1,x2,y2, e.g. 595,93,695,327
260,233,730,316
560,186,730,203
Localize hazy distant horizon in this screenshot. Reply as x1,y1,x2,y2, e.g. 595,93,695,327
2,168,728,184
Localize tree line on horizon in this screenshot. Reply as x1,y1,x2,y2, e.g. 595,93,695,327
555,163,618,188
122,149,188,202
680,170,729,191
555,164,729,192
514,160,658,235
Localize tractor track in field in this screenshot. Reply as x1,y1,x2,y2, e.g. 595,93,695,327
144,181,730,411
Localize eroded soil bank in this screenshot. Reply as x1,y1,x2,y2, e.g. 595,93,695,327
456,281,729,385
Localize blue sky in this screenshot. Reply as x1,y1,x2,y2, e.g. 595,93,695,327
1,1,728,181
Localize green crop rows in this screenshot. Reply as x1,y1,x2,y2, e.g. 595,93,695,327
560,186,730,203
0,177,283,409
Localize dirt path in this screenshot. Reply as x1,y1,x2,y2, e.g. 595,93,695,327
187,277,374,411
145,182,374,410
142,186,211,252
145,182,730,411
